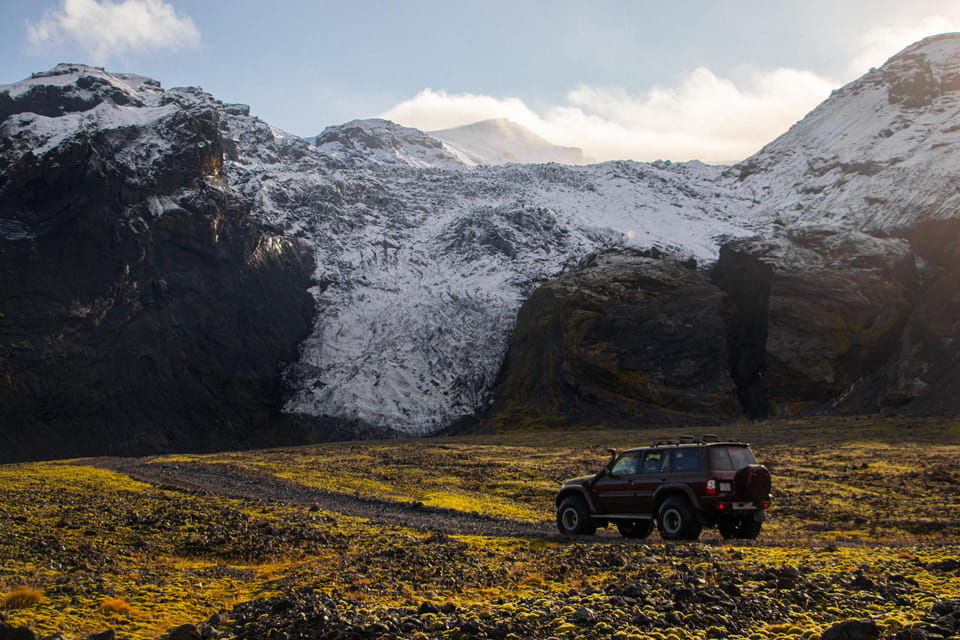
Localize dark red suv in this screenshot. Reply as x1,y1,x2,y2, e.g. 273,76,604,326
555,436,772,540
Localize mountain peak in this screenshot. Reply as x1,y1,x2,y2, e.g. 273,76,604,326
0,63,166,122
887,31,960,65
729,31,960,234
311,118,465,168
429,118,584,165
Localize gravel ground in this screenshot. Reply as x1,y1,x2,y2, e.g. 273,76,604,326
87,458,557,539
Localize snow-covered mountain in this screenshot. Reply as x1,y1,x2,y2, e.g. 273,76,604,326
5,33,960,446
309,118,465,169
429,118,585,165
732,33,960,234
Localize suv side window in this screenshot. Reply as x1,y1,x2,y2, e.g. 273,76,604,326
709,446,757,470
640,451,665,473
671,448,701,472
610,453,641,476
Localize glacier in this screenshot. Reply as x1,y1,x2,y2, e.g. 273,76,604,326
224,116,761,434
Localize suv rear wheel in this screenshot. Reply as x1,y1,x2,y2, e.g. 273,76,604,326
718,516,763,539
616,519,654,539
557,496,597,535
657,497,702,540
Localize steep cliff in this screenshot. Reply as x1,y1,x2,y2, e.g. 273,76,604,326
712,230,916,417
0,65,315,462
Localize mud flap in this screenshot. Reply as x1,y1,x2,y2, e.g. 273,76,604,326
753,509,765,523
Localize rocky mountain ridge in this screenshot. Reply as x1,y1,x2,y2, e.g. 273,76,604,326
3,34,960,460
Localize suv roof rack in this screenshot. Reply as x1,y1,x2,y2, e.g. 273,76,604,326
652,434,721,446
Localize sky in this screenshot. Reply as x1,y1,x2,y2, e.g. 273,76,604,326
2,0,960,163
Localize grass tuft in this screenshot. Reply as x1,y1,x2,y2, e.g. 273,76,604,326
99,598,135,616
1,588,43,610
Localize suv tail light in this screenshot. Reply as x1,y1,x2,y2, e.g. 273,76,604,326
706,478,717,495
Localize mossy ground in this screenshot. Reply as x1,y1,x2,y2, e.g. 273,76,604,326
1,415,959,639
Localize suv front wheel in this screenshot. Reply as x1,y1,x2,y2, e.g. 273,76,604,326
557,496,597,535
657,497,702,540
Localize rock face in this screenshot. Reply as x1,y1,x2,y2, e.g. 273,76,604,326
713,230,916,417
489,250,739,430
490,218,960,428
0,65,315,462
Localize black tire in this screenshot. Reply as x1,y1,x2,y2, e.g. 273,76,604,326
617,519,654,539
718,516,762,539
734,518,762,539
557,497,597,535
717,517,738,539
657,497,702,541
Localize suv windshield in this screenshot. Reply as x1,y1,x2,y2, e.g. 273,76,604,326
709,446,757,470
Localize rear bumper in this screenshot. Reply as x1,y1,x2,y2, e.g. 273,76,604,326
699,496,771,523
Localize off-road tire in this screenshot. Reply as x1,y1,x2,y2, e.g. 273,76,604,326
616,519,654,539
734,518,762,539
557,497,597,535
657,497,702,540
717,517,738,539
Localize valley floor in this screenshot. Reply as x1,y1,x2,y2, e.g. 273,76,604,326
1,416,959,640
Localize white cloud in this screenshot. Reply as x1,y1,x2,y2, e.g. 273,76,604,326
381,67,835,164
382,12,960,165
26,0,201,62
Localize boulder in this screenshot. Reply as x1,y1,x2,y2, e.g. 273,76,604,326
0,624,37,640
821,619,879,640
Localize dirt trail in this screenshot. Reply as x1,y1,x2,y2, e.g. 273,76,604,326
87,457,558,539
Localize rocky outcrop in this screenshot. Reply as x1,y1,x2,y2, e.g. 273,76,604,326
877,218,960,414
488,249,739,430
0,66,315,462
489,220,960,429
711,224,960,418
713,230,916,417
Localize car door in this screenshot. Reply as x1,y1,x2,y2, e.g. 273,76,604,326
630,449,669,514
592,451,642,514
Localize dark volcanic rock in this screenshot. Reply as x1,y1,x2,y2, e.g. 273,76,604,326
887,218,960,415
488,249,739,430
489,218,960,428
821,619,879,640
712,221,960,418
714,228,915,417
0,624,37,640
0,65,315,462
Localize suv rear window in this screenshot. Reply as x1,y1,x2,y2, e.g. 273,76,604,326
709,446,757,470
